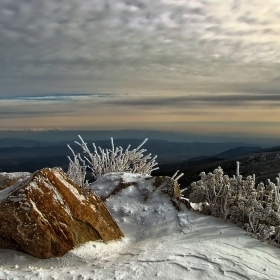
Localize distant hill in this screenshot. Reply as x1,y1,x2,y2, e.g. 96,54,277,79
0,138,49,147
265,145,280,153
213,146,264,159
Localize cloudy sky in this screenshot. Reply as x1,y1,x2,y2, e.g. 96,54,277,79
0,0,280,138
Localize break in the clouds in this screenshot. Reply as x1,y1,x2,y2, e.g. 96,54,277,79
0,0,280,136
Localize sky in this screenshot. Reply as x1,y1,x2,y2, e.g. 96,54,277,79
0,0,280,139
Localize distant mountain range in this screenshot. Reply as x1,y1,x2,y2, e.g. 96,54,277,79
0,138,267,172
188,146,264,161
1,137,280,195
0,129,279,146
0,138,49,147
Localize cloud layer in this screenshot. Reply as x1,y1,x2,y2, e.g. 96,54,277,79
0,0,280,136
1,0,280,90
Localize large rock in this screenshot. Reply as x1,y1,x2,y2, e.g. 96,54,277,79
0,168,124,259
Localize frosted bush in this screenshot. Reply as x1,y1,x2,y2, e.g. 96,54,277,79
67,135,159,190
189,162,280,247
67,145,89,192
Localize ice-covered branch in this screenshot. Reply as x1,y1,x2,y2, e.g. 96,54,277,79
236,161,240,176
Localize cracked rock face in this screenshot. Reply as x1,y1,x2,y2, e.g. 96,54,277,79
0,168,124,259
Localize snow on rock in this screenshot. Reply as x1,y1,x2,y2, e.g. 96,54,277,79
89,172,186,243
0,172,31,190
0,168,124,259
90,172,182,207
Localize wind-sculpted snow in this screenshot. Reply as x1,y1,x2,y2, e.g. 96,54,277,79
0,172,279,279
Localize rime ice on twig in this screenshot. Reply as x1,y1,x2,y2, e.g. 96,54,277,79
171,170,184,182
236,161,240,176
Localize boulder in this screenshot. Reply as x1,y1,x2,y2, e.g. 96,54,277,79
0,167,124,259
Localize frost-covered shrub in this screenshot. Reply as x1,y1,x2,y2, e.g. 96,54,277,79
67,135,159,190
67,145,89,193
190,167,233,219
189,162,280,247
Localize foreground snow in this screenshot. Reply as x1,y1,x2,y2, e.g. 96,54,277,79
0,173,279,280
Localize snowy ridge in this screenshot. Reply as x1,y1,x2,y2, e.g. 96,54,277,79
0,172,279,279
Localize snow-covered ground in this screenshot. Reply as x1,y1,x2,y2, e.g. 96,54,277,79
0,173,279,280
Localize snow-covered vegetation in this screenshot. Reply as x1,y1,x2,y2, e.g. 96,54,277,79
1,172,279,280
189,162,280,247
67,136,159,191
67,136,186,199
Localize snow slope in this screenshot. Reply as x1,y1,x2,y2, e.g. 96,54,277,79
0,172,279,280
